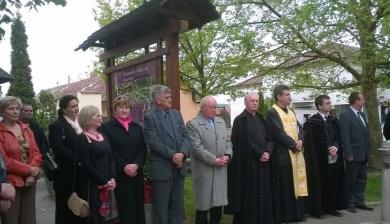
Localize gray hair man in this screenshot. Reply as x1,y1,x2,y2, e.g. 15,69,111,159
143,85,190,224
187,95,232,224
225,92,274,223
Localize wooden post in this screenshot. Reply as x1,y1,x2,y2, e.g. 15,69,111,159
165,31,180,111
105,57,115,117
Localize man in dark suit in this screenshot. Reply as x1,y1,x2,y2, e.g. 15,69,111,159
303,95,343,218
339,92,373,213
144,85,190,224
384,109,390,140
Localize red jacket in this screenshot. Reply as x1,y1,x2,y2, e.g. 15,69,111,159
0,121,42,187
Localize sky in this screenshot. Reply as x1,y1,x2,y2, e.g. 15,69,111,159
0,0,99,94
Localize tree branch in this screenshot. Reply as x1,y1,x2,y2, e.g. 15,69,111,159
294,82,361,90
260,0,362,80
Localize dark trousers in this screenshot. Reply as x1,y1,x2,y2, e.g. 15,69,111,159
152,171,184,224
195,207,222,224
345,161,367,208
323,163,339,213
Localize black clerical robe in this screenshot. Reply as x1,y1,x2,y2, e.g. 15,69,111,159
225,110,274,224
303,113,341,216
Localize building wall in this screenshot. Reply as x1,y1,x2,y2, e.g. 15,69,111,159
180,90,199,123
77,93,102,113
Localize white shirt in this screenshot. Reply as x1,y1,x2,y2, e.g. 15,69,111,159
318,112,328,122
350,106,366,127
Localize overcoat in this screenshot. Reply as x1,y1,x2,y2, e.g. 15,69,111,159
187,113,233,211
101,119,146,224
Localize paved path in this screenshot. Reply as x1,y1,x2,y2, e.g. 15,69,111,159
297,206,381,224
35,179,381,224
36,178,55,224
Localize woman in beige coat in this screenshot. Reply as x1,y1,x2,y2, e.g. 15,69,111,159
186,96,233,224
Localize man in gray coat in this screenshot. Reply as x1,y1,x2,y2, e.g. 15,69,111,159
339,92,373,213
187,96,233,224
144,85,190,224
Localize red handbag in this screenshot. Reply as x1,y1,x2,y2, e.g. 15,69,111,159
144,177,152,203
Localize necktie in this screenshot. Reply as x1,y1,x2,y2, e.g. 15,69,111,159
358,111,366,127
208,119,214,127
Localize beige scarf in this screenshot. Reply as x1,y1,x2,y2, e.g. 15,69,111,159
64,115,83,134
272,104,308,198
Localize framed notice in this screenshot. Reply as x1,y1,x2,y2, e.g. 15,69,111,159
112,59,160,124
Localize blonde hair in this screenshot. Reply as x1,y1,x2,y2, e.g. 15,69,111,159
77,105,100,130
113,95,132,110
0,96,22,115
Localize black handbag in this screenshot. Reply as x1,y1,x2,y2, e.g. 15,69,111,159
42,152,58,181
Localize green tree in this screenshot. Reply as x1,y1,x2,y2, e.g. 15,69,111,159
233,0,390,166
35,90,56,132
7,14,35,104
92,0,264,98
179,4,262,97
0,0,66,40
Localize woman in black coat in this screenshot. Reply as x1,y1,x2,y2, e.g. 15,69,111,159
76,105,116,224
48,95,83,224
101,95,146,224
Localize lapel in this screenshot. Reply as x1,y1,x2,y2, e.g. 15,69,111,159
315,113,327,125
112,118,131,135
348,108,366,129
154,108,175,140
168,110,179,139
197,113,215,133
59,116,78,139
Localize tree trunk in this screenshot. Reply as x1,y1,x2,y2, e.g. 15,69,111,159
361,79,383,168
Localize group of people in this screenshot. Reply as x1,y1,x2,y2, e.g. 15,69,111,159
186,85,378,224
193,86,375,224
0,83,381,224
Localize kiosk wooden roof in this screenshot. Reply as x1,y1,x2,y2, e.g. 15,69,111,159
77,0,220,115
0,68,13,84
77,0,219,51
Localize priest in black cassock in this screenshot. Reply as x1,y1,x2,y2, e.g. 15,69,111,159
266,85,307,224
225,92,274,224
303,95,343,219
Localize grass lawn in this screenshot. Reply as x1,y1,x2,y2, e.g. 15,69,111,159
365,172,381,203
184,176,232,224
183,171,381,223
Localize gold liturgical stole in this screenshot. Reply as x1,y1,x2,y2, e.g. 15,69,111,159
272,104,308,198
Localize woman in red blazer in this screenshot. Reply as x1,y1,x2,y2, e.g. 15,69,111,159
0,96,42,224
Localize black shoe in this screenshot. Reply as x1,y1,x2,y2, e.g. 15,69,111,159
347,207,357,213
357,204,374,211
313,214,325,219
331,211,343,217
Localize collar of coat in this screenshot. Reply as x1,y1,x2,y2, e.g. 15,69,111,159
195,112,221,125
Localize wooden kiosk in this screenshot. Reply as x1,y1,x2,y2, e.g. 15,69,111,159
77,0,219,121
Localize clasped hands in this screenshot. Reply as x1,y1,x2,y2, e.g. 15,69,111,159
124,164,139,177
0,182,15,213
25,166,40,187
172,153,185,168
106,178,116,191
259,152,270,162
294,140,303,152
98,178,116,191
328,146,338,157
214,155,230,167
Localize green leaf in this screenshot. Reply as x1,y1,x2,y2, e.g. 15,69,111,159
0,14,11,24
0,0,7,11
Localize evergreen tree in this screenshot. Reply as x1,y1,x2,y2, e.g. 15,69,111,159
7,15,35,104
35,90,57,132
